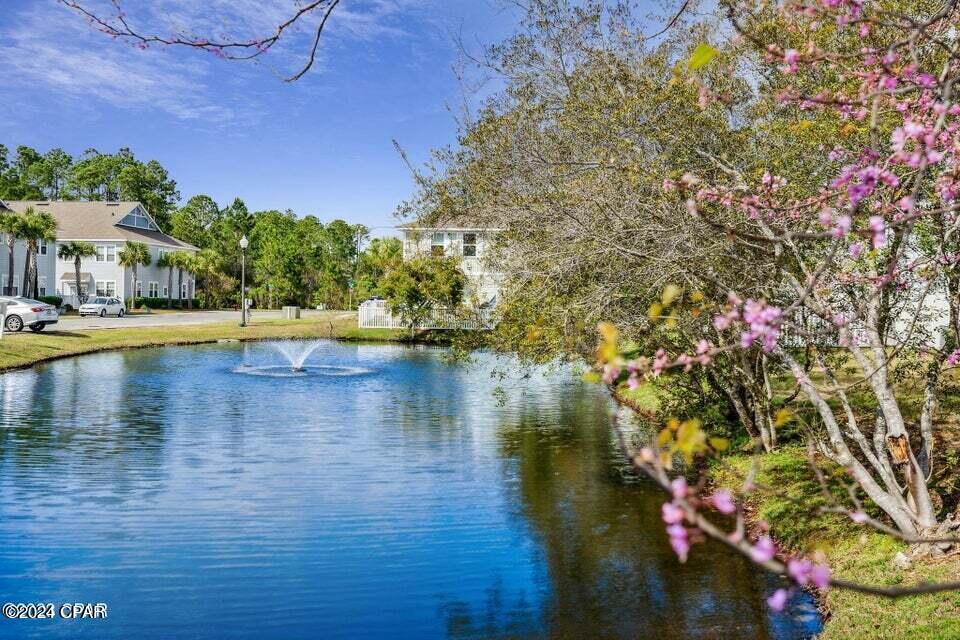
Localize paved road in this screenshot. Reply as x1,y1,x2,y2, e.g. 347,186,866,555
48,309,352,331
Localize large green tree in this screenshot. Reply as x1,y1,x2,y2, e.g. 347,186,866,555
379,255,466,333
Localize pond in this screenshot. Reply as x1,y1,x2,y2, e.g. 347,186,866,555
0,341,821,639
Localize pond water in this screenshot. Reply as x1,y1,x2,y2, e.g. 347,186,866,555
0,341,821,639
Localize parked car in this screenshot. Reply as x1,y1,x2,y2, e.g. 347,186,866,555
79,297,126,318
0,296,59,332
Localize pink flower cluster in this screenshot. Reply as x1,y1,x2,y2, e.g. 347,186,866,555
767,558,832,612
663,478,691,562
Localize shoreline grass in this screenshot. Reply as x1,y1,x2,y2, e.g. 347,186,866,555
711,448,960,640
0,316,440,373
613,383,960,639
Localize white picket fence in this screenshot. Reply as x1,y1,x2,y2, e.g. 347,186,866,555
358,299,493,330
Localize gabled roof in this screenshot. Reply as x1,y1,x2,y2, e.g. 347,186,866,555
3,201,197,250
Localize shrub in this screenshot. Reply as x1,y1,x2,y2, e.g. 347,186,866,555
133,297,201,310
39,295,63,307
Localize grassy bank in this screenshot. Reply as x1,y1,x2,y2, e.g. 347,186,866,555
613,383,960,639
711,449,960,640
0,316,433,372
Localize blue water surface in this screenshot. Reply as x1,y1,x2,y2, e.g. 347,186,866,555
0,341,821,639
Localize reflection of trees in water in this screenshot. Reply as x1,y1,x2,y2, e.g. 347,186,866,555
440,577,541,640
493,384,795,640
0,350,169,502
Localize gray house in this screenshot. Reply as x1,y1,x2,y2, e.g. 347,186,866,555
0,200,197,306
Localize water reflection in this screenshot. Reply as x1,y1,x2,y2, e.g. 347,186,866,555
0,342,820,639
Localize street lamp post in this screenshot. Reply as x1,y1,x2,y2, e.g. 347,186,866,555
239,234,248,327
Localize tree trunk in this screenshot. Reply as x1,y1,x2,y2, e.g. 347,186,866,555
5,237,13,296
177,268,183,309
166,268,173,309
74,256,83,305
129,266,137,311
21,245,32,298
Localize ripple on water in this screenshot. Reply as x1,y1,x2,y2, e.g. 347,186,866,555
233,364,374,378
0,340,822,640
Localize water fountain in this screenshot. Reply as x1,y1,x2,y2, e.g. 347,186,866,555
233,340,373,378
274,339,325,372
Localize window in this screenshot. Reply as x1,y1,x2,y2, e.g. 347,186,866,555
2,276,18,296
148,282,159,298
38,277,46,297
65,282,88,296
181,282,189,299
39,240,47,256
463,233,477,257
96,245,116,263
431,232,445,256
162,285,168,298
135,281,142,297
119,208,158,231
96,281,116,297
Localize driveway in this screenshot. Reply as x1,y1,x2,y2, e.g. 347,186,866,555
52,309,351,331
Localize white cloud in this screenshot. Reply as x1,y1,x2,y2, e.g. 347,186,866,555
0,2,235,121
0,0,431,122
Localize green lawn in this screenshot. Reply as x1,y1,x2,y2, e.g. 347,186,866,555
712,448,960,639
0,317,413,372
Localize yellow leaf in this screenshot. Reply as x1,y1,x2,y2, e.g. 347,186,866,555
657,428,674,447
648,302,664,321
709,437,730,452
774,408,793,427
661,284,683,306
688,43,719,71
598,322,618,343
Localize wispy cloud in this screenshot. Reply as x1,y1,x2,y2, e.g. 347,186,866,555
0,0,428,123
0,2,236,122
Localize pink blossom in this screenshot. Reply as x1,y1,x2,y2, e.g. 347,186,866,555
811,564,831,590
711,490,736,514
652,349,670,376
668,526,690,562
947,349,960,366
662,502,685,524
671,477,689,500
750,536,777,563
767,588,789,612
848,242,864,258
787,558,813,585
869,215,887,249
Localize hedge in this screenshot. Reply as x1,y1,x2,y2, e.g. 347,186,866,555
38,295,63,307
132,297,202,310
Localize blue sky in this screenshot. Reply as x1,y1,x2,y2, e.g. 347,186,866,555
0,0,518,235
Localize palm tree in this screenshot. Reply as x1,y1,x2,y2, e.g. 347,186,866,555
118,242,151,311
0,211,22,296
18,208,57,299
157,252,174,309
168,251,193,309
57,241,97,305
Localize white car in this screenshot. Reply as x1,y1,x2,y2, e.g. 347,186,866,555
0,296,60,332
79,297,126,318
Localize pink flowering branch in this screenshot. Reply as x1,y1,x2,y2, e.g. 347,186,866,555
58,0,341,82
617,427,960,602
